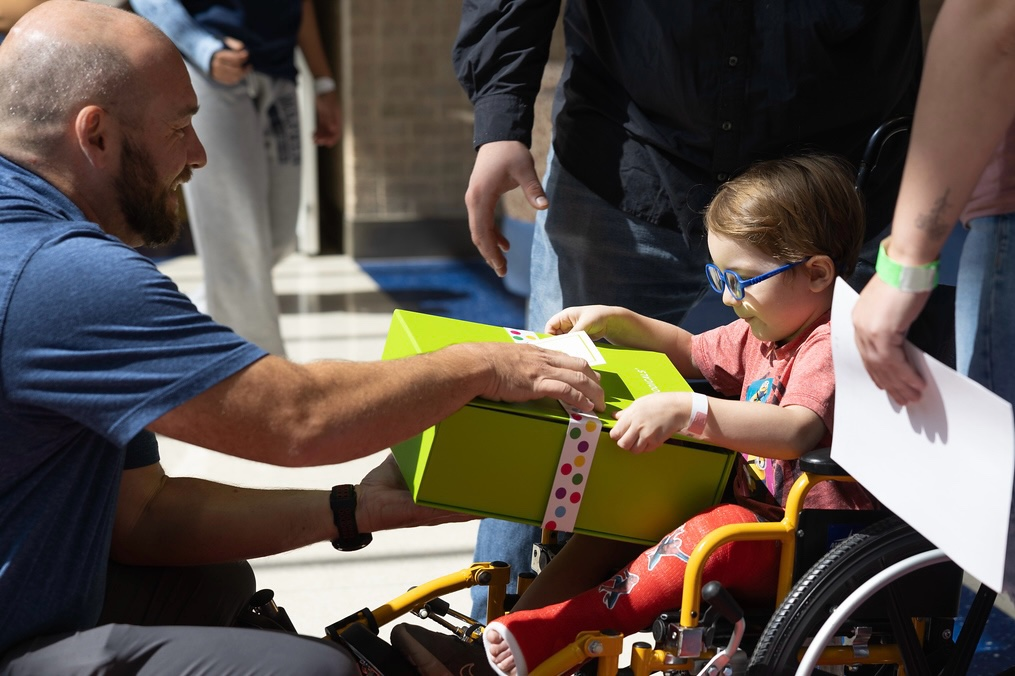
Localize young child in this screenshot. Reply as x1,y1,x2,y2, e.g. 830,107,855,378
392,154,876,676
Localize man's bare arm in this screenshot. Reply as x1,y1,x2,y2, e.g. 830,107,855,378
148,342,604,467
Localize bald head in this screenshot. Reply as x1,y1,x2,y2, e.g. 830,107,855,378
0,1,179,154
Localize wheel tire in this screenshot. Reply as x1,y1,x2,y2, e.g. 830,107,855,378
747,515,942,675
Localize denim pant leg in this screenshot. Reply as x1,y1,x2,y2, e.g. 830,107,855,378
527,152,708,332
469,519,543,622
955,213,1015,599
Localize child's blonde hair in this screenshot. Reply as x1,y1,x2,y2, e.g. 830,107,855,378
704,154,866,277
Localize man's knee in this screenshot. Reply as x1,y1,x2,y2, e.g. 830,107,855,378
101,560,257,627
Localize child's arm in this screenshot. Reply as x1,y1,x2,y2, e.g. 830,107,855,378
611,392,826,459
545,305,701,378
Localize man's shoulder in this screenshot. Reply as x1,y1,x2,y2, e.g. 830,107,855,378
11,223,146,284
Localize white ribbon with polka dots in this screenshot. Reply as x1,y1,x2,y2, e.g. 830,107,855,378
541,403,603,533
503,326,606,533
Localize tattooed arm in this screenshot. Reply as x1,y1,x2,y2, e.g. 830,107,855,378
852,0,1015,405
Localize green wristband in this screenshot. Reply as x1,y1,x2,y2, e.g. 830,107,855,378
875,238,939,292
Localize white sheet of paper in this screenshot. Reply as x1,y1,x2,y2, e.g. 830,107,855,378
531,331,607,366
830,278,1014,591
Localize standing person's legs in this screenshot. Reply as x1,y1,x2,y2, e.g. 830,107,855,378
263,78,303,267
954,215,1015,397
526,152,708,332
469,520,543,623
184,68,299,356
955,213,1015,600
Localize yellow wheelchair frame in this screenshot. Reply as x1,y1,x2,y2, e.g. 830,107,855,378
306,117,999,675
319,448,981,676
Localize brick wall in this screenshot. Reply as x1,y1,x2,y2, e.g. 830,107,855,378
337,0,477,257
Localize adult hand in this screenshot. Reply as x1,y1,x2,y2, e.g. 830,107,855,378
209,36,251,86
852,275,932,405
356,453,475,532
544,305,617,341
611,392,687,454
465,140,547,277
462,342,605,412
313,91,341,147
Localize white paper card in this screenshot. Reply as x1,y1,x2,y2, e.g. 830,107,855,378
830,278,1014,591
531,331,607,366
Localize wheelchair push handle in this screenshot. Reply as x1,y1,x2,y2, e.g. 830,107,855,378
701,581,744,624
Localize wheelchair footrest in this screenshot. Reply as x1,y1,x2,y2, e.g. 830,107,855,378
334,622,418,676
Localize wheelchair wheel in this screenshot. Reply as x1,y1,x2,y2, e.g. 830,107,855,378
748,515,962,675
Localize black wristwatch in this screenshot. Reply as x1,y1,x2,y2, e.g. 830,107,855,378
329,484,373,551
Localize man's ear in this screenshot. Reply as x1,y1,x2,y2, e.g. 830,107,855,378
74,105,116,169
804,255,837,292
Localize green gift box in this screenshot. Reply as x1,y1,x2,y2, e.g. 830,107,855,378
382,310,735,545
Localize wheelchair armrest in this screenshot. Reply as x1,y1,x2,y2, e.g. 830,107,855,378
798,447,850,478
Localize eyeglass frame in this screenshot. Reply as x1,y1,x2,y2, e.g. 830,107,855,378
705,259,808,301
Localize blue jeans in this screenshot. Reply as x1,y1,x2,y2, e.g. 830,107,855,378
471,150,716,621
956,215,1015,402
526,151,711,331
955,213,1015,599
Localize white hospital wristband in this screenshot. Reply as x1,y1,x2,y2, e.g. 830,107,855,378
686,392,709,437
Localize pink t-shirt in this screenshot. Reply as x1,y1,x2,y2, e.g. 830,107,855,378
690,312,876,521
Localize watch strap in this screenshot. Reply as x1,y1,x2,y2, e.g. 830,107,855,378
875,238,939,292
329,484,373,551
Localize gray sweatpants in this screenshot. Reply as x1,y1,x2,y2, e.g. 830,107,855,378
0,561,359,675
184,66,303,356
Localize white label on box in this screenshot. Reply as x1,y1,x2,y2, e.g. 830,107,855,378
529,331,607,366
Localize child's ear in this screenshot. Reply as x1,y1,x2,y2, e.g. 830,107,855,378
804,255,837,291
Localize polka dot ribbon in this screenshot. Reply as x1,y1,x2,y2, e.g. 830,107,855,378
542,402,602,533
504,327,603,533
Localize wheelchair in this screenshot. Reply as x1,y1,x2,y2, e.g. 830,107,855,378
248,118,1005,674
306,444,1003,676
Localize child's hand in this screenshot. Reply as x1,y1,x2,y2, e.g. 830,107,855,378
610,392,689,454
544,305,618,340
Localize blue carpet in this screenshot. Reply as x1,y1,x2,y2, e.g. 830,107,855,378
359,257,526,329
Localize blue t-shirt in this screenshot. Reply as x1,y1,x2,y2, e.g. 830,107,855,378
131,0,303,80
0,155,267,654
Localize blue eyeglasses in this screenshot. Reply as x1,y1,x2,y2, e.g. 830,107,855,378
705,259,807,300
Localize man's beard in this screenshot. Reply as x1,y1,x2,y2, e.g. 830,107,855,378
116,135,190,248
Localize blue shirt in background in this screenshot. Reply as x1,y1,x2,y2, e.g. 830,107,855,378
131,0,303,80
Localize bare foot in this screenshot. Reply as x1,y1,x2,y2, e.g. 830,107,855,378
484,627,518,676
